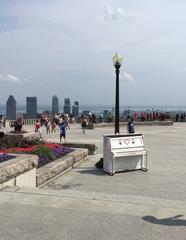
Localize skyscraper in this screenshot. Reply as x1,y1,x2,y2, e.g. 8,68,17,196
51,95,59,116
72,101,79,117
74,101,79,107
26,97,37,118
63,98,70,114
6,95,17,120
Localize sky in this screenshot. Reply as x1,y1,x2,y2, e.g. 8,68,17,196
0,0,186,107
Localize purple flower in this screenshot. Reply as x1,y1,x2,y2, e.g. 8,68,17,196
0,153,16,162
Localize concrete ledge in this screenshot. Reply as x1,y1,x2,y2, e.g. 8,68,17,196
95,120,174,128
6,132,36,138
36,148,88,186
64,143,97,155
0,154,38,184
86,124,94,129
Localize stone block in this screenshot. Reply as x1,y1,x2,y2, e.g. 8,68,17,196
0,177,15,189
0,154,38,183
16,168,36,188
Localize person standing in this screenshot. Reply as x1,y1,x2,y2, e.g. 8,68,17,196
127,118,135,134
0,115,4,131
59,121,66,143
51,120,56,133
45,120,51,134
35,120,42,138
35,120,40,132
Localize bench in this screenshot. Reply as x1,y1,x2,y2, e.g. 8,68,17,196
103,134,148,175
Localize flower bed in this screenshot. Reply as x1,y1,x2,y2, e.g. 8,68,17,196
0,153,16,163
1,143,74,168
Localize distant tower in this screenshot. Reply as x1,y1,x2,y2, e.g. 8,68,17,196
6,95,17,120
26,97,37,118
72,101,79,117
63,98,71,114
51,95,59,116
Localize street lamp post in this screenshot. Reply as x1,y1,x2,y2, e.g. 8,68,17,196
113,53,122,134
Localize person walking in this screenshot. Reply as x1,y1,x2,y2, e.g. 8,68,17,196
81,116,87,135
59,121,66,143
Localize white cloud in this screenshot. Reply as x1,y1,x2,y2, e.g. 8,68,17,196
104,5,125,21
112,71,135,82
0,74,25,84
117,7,125,16
119,71,135,82
104,5,134,22
124,71,135,82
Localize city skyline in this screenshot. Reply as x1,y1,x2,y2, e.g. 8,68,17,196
1,1,186,106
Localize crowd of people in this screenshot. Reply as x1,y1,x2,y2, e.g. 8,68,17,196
175,112,186,122
127,111,171,122
1,109,185,141
84,111,172,124
34,113,89,142
34,113,71,142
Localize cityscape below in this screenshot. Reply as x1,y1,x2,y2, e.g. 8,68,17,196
1,94,186,120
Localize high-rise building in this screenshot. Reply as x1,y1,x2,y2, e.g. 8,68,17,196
51,95,59,116
6,95,17,120
74,101,79,107
63,98,70,114
103,110,109,119
72,101,79,117
26,97,37,118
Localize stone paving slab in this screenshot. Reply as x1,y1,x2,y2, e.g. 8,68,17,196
0,186,186,240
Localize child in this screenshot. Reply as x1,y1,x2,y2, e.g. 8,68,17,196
51,120,56,133
59,121,66,143
35,120,40,132
35,120,42,138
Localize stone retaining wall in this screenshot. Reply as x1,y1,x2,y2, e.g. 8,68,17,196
36,148,88,186
0,148,89,188
0,154,38,188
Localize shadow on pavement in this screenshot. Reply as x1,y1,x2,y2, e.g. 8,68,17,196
143,215,186,226
46,183,82,190
77,169,106,176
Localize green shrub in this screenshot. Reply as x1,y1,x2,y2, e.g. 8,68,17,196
0,135,44,149
34,145,54,160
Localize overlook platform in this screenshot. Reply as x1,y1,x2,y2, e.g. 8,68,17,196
0,122,186,239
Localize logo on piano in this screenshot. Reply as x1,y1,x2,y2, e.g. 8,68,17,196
124,139,130,145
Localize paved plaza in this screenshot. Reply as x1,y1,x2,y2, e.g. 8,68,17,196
0,123,186,239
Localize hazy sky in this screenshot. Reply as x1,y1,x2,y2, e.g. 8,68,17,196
0,0,186,106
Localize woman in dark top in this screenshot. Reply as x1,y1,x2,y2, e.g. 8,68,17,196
127,118,135,134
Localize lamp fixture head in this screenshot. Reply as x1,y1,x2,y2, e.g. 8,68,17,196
113,53,122,66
